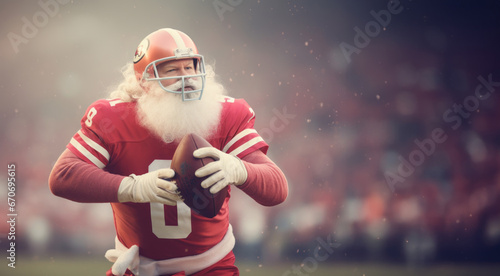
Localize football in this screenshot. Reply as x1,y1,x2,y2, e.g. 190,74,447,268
170,133,228,218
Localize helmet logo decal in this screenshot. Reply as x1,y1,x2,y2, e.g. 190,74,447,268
133,38,150,64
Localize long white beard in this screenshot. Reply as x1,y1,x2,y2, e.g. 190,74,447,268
136,78,224,143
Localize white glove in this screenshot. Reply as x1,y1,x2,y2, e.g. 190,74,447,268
193,147,248,194
118,168,181,205
105,245,140,276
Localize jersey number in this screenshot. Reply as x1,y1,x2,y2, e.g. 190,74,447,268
149,160,192,239
85,107,97,127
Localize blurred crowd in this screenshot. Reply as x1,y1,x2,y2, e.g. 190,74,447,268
259,38,500,264
231,4,500,264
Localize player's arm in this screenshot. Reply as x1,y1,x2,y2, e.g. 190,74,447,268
194,148,288,207
49,149,181,204
49,148,123,203
239,149,288,206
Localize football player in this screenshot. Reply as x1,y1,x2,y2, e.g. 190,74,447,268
48,28,288,276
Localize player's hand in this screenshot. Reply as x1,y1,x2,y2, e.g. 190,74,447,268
193,147,248,194
118,168,182,205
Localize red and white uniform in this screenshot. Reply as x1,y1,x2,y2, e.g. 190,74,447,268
67,96,268,260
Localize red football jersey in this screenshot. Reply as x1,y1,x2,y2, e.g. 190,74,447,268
67,96,268,260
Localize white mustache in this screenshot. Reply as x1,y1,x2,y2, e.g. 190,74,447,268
164,77,201,91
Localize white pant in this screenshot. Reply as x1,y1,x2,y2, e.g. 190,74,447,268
105,224,235,276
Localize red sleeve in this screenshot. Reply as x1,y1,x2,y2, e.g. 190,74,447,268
238,149,288,206
220,98,269,158
49,149,124,203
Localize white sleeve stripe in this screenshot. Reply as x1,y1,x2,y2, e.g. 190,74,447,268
163,28,186,49
222,129,258,153
70,138,106,169
227,136,265,157
77,130,110,161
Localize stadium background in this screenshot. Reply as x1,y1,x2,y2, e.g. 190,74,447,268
1,0,500,275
